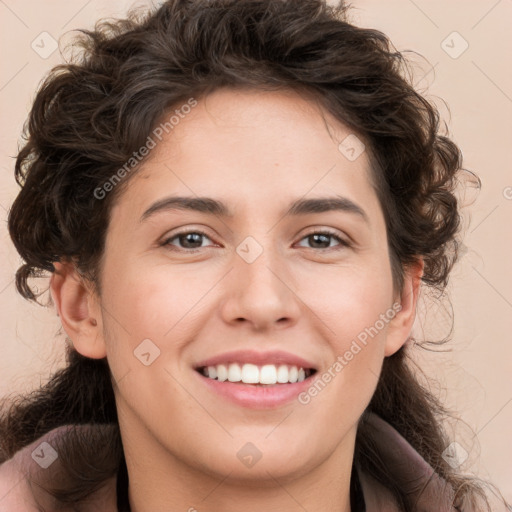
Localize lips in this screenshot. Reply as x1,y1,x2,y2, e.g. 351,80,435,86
191,350,319,409
193,349,318,372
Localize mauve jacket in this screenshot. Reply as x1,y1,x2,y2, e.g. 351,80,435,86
1,412,509,511
355,412,464,511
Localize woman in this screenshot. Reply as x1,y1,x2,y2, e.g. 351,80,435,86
0,0,509,510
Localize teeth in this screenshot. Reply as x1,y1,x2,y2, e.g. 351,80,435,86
260,364,277,384
216,364,228,382
200,363,313,384
241,363,259,383
227,363,242,382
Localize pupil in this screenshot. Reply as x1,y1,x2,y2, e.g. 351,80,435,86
311,234,329,248
182,233,202,248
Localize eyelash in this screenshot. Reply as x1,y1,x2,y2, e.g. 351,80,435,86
161,228,351,253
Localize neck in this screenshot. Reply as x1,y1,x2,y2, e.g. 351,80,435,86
119,420,357,512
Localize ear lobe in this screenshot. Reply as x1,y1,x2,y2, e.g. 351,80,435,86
384,259,424,357
50,261,107,359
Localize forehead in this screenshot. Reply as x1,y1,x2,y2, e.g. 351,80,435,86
110,87,381,225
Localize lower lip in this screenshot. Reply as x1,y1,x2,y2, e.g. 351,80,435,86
194,370,317,409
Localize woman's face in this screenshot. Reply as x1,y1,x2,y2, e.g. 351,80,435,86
56,88,419,488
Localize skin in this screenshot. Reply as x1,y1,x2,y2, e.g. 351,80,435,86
46,87,423,512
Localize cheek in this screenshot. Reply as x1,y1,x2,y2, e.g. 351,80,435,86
300,295,391,431
99,260,210,376
102,256,205,334
298,258,393,400
99,270,194,417
300,257,394,340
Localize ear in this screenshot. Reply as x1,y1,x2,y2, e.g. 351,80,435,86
49,261,107,359
384,258,424,357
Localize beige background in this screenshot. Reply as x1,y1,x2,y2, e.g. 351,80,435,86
0,0,511,504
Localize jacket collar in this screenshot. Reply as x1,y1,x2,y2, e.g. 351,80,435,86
358,412,461,511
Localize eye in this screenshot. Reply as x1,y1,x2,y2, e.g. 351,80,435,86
161,230,215,251
296,230,350,250
161,228,351,253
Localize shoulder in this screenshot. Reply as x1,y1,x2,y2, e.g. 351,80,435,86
0,441,41,511
0,424,119,512
359,412,512,512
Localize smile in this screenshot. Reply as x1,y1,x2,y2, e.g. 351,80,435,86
196,363,316,385
194,364,318,409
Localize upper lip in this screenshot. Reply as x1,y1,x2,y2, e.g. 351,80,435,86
193,350,317,371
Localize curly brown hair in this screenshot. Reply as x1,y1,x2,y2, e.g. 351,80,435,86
1,0,507,510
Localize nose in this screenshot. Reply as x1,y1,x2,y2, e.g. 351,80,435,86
219,243,301,332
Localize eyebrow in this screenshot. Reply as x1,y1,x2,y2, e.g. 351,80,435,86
140,195,369,224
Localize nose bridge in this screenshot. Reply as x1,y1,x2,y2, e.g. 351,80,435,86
221,233,299,329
